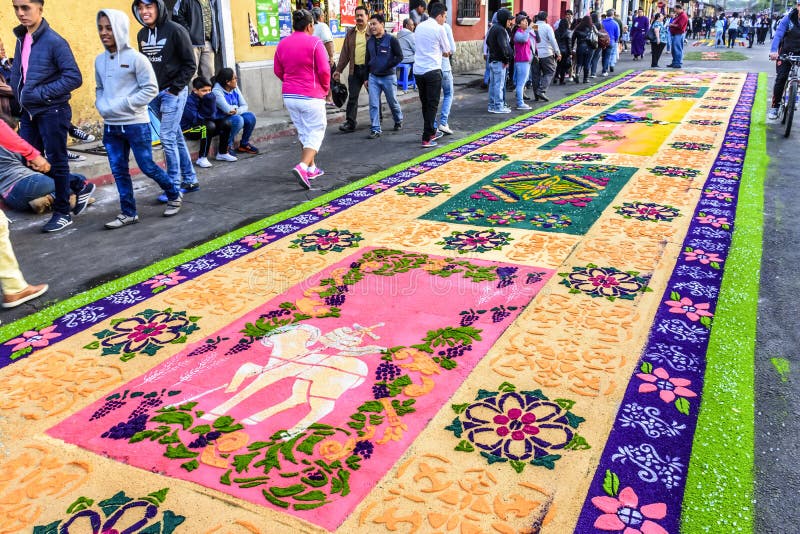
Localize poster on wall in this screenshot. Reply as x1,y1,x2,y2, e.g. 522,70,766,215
341,0,357,25
329,0,346,36
252,0,292,46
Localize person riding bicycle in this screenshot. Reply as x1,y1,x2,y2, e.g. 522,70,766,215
768,1,800,120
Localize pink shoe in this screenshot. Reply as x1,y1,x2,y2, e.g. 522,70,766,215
293,164,311,189
307,167,325,179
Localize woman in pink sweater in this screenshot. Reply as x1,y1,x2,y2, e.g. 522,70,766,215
274,9,331,189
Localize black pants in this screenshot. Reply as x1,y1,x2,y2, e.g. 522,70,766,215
576,44,592,81
346,64,369,126
556,55,572,83
416,69,442,141
651,42,666,67
184,120,233,157
727,28,737,47
773,57,797,108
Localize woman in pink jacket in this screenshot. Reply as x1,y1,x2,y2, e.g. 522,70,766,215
274,9,331,189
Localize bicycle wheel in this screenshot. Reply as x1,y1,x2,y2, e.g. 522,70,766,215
785,80,797,138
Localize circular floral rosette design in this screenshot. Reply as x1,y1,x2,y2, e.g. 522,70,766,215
529,212,573,229
695,213,730,230
444,383,589,473
561,152,607,162
668,142,714,151
614,202,680,223
513,132,550,139
591,475,669,534
466,153,509,163
289,228,364,255
395,182,450,197
437,229,513,254
646,166,701,179
703,189,734,202
445,208,485,223
486,210,527,225
553,115,584,121
84,308,201,362
664,291,713,328
636,361,698,415
240,231,277,249
559,264,652,301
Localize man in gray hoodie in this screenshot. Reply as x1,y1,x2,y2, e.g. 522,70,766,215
95,9,182,229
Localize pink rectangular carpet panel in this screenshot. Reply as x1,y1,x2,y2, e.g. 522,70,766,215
49,248,553,531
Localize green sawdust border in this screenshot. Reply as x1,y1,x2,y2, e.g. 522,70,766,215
0,70,633,343
681,72,766,533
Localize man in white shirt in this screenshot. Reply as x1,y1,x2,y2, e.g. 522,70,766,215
312,8,335,105
413,2,451,147
531,11,561,101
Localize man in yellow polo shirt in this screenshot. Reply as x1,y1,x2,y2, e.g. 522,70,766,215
333,5,371,132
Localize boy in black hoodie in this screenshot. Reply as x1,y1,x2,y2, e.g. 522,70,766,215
132,0,199,194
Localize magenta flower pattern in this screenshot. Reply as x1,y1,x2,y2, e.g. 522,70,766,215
592,484,669,534
4,325,61,360
289,228,364,255
395,182,450,197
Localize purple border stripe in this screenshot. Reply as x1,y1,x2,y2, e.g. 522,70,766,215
572,72,757,533
0,73,637,370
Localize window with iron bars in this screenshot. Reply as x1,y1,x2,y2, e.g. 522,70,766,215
458,0,479,18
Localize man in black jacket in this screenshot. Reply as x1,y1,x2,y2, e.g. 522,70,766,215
173,0,220,79
133,0,199,193
486,8,513,113
365,14,404,139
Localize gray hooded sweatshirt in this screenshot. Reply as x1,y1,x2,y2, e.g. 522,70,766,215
95,9,158,125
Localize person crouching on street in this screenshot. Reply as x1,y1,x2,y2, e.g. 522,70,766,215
212,68,260,157
95,9,183,229
273,9,331,189
182,76,231,168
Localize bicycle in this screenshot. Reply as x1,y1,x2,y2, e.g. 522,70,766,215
778,54,800,138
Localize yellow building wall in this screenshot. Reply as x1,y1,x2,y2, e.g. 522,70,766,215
0,1,143,127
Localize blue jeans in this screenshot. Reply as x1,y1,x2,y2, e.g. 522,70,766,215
590,48,602,76
368,74,403,132
484,57,490,85
149,88,197,188
670,33,685,66
3,172,85,211
602,46,614,72
226,112,257,149
104,123,180,217
438,70,453,126
18,104,81,215
514,61,530,107
488,61,507,111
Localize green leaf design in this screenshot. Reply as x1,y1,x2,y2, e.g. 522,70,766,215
10,346,33,360
233,452,260,473
640,362,654,374
454,439,474,452
530,454,561,469
189,424,211,434
509,460,526,473
670,291,681,301
444,417,464,438
710,261,721,270
220,470,232,485
150,411,193,430
700,315,713,328
498,382,516,392
603,469,620,496
675,397,691,415
451,403,469,414
554,398,576,411
66,496,94,514
479,452,508,464
82,340,100,350
164,443,198,459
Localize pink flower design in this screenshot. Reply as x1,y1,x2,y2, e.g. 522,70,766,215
311,204,341,216
143,272,187,289
703,190,734,201
592,486,668,534
664,296,713,322
240,232,276,247
366,183,389,192
636,367,697,403
493,407,540,440
682,249,723,265
128,322,168,343
695,214,729,228
4,325,61,352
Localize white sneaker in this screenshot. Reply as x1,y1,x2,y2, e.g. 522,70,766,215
438,123,453,135
517,104,532,110
163,193,183,217
195,157,212,168
768,108,779,120
216,153,238,162
105,214,140,229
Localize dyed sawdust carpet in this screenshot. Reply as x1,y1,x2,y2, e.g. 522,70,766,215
0,70,765,534
684,51,750,61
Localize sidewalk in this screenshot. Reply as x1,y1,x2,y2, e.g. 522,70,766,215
68,70,488,187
